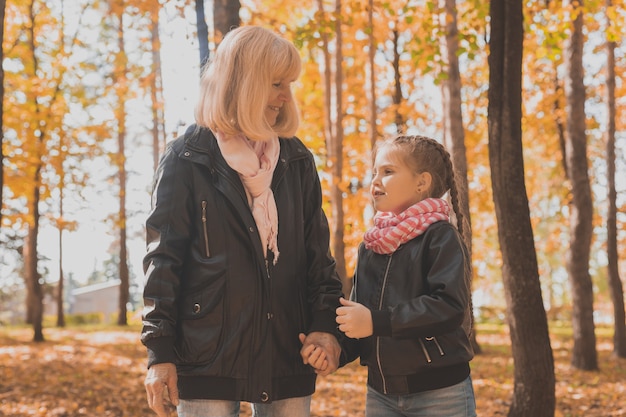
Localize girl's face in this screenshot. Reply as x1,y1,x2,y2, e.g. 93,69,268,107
370,146,430,215
265,79,294,126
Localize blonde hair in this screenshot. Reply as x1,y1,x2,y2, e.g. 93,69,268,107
195,26,301,141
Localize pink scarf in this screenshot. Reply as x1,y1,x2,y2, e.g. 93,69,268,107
364,198,450,254
215,131,280,263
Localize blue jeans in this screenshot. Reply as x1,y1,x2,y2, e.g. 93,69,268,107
366,376,476,417
177,395,312,417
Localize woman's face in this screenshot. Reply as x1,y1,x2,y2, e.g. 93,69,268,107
265,79,294,126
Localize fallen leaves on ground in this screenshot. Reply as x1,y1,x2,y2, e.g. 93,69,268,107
0,324,624,416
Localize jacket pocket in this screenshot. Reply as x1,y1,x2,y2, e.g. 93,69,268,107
176,278,225,365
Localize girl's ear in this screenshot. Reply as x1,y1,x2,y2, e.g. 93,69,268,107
415,172,433,196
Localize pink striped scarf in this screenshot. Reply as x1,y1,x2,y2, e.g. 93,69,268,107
364,198,450,254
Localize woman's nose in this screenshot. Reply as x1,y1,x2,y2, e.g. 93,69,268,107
279,88,291,102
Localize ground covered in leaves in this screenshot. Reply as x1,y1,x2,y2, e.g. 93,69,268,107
0,324,624,416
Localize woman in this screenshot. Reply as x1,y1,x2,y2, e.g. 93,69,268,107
141,25,343,417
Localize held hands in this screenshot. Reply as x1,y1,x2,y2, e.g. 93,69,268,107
336,297,374,339
299,332,341,376
144,362,179,417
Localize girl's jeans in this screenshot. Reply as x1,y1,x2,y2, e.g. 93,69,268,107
366,376,477,417
177,395,312,417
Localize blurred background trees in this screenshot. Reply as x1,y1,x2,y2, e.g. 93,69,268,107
1,0,625,413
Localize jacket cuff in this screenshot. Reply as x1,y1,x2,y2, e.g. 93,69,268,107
371,310,392,337
310,308,340,337
145,336,177,368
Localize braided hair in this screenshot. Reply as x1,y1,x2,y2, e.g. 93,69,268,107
375,135,467,242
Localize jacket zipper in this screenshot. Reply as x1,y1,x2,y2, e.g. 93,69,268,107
201,201,210,257
376,254,393,394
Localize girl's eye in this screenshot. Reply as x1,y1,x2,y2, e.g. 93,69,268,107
273,82,282,88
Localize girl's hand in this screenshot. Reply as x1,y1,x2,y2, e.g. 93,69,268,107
336,297,374,339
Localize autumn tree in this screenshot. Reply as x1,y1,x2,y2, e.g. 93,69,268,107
563,0,598,371
487,0,555,415
604,0,626,358
213,0,241,43
438,0,481,353
148,2,165,171
2,0,74,341
0,0,5,229
366,0,377,150
107,0,131,326
196,0,209,67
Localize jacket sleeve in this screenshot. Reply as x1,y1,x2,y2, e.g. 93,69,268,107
140,138,193,368
338,260,362,366
371,223,471,339
299,144,344,336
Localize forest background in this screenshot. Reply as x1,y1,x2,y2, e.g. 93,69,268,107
0,0,625,415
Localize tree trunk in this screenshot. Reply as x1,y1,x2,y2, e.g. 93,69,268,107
487,1,555,415
113,0,129,326
316,0,333,155
0,0,5,228
213,0,240,45
604,0,626,358
367,0,377,151
391,24,403,132
24,0,44,342
24,225,44,341
56,186,65,328
563,0,597,370
440,0,480,354
331,0,348,294
196,0,209,67
150,4,165,171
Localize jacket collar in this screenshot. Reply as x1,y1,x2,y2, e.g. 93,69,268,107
182,124,309,165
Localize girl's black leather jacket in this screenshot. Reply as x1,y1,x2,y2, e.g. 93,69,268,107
342,221,474,395
141,125,343,403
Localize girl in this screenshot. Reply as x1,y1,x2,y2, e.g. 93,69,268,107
336,135,476,417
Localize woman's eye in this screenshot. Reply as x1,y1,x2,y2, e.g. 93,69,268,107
273,82,281,88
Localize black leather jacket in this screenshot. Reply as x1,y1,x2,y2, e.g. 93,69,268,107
342,221,474,395
141,125,343,403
